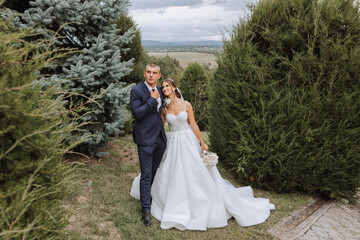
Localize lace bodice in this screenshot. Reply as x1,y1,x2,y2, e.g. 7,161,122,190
165,102,191,132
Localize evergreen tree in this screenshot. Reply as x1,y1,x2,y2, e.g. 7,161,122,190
4,0,135,156
209,0,360,199
201,62,216,80
179,63,209,130
0,10,87,239
147,55,183,80
114,14,147,84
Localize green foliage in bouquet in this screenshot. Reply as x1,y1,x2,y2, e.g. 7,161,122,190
0,10,89,239
179,63,209,130
209,0,360,199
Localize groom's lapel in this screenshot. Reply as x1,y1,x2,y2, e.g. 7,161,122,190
157,85,165,109
140,81,150,98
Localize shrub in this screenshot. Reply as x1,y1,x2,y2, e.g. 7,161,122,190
147,55,183,80
209,0,360,199
0,12,87,239
179,63,209,130
114,14,147,85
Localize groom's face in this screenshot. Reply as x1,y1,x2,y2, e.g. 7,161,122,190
144,66,161,88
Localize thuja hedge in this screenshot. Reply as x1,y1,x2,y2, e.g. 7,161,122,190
0,13,86,239
179,63,209,130
209,0,360,199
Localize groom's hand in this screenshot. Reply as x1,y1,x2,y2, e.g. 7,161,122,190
150,89,160,99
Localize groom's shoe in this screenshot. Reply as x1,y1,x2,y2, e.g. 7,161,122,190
142,211,151,226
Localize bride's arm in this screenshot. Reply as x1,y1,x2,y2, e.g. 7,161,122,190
187,102,208,152
161,108,166,125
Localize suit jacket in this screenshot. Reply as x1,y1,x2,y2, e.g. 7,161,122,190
130,81,166,145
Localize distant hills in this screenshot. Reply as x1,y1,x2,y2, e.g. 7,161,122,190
142,40,223,47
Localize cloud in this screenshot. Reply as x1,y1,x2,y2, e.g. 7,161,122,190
129,0,256,42
130,0,203,10
157,9,166,15
205,0,253,11
208,17,222,22
210,0,227,4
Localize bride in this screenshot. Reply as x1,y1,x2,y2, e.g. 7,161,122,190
130,78,275,230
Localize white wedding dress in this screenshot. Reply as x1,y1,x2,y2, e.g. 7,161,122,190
130,102,275,230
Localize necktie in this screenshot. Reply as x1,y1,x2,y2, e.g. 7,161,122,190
152,88,161,111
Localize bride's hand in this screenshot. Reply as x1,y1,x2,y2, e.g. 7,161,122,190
201,143,208,153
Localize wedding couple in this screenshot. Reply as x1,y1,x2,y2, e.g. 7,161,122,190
130,63,275,230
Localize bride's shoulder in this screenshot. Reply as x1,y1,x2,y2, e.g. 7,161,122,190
184,100,193,110
181,99,190,106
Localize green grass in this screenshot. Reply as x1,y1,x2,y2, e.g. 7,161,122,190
65,134,312,240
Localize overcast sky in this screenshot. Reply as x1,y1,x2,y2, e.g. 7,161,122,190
128,0,258,42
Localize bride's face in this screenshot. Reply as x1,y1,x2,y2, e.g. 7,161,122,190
162,82,175,97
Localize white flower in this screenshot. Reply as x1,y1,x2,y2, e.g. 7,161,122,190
201,151,218,169
165,98,171,106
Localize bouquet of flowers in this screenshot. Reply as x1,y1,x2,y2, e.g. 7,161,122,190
201,151,218,169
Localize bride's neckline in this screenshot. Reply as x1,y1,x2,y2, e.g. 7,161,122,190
166,110,186,117
166,100,187,117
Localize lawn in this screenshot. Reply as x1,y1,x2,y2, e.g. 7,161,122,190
65,134,312,240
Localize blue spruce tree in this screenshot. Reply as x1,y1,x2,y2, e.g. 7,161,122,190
4,0,135,156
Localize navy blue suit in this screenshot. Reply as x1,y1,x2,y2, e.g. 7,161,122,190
130,81,166,212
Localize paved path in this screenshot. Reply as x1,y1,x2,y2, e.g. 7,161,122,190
268,196,360,240
296,201,360,240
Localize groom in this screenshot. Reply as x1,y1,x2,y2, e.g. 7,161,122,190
130,63,167,226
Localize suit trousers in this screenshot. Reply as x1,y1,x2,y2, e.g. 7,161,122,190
138,131,166,212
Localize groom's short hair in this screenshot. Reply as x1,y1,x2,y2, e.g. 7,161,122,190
146,62,160,72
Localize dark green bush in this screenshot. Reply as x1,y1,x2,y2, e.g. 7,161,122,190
179,63,209,130
147,55,183,80
209,0,360,199
114,15,147,85
0,13,86,239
